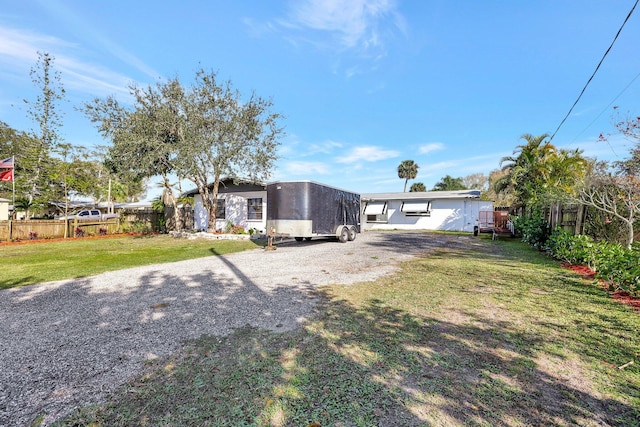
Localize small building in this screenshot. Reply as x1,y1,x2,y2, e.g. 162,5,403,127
183,179,267,232
361,190,493,233
0,198,9,221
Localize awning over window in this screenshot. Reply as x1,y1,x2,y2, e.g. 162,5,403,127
401,201,431,214
364,201,387,215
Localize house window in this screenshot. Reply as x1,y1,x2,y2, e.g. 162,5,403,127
247,198,263,220
401,201,431,216
363,201,388,223
215,199,225,219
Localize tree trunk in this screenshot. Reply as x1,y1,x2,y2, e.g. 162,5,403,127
206,179,220,232
161,173,182,231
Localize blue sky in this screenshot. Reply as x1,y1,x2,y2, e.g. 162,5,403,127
1,0,640,199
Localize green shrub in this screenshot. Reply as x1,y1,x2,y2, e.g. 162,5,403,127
592,242,640,297
546,228,595,267
124,221,153,235
512,212,550,249
546,227,640,296
230,225,246,234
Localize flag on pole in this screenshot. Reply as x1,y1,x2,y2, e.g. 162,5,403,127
0,169,13,182
0,156,13,169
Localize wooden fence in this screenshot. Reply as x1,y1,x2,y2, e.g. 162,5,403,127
0,219,122,241
547,203,586,234
0,207,194,241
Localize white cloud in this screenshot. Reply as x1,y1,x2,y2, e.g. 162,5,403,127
337,145,399,163
307,139,343,154
33,0,161,80
279,136,343,158
285,160,331,175
418,142,445,154
0,25,136,99
281,0,406,53
0,26,66,67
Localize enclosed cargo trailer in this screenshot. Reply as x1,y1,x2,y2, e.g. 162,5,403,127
266,181,360,243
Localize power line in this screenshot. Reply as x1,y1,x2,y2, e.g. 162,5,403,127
571,69,640,144
549,0,639,142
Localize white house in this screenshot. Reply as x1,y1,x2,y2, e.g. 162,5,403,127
361,190,493,233
184,181,494,234
184,179,267,232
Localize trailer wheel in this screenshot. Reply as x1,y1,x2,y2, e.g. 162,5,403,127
338,226,349,243
305,237,312,241
295,237,303,242
347,226,357,241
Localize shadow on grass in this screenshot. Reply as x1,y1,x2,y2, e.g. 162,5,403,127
61,287,639,426
9,230,638,426
274,292,638,426
0,276,36,290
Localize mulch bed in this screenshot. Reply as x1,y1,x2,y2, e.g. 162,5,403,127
562,262,640,311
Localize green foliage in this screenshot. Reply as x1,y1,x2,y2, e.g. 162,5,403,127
59,234,640,426
397,159,419,192
21,52,67,216
512,212,550,249
0,236,261,289
592,242,640,297
223,220,246,234
87,69,284,232
546,228,595,266
409,182,426,192
546,228,640,296
497,133,588,209
582,205,629,245
431,174,467,191
123,220,153,235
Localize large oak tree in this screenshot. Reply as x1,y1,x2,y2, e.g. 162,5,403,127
86,68,284,232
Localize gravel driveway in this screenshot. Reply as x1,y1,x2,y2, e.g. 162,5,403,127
0,231,474,426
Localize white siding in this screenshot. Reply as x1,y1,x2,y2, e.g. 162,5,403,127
362,199,493,232
193,191,267,232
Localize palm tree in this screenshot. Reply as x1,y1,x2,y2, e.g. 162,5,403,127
409,182,426,192
496,133,556,207
397,160,419,192
432,175,467,191
13,197,34,220
496,133,588,209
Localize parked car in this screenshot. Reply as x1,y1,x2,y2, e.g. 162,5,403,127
56,209,119,221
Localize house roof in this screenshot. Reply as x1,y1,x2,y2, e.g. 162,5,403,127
182,178,267,197
362,190,481,201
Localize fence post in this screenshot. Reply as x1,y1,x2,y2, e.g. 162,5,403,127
575,204,586,235
9,220,12,241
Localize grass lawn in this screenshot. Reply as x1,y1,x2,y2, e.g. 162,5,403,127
0,235,262,290
48,235,640,426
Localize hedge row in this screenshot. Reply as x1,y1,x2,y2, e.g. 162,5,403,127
513,216,639,297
